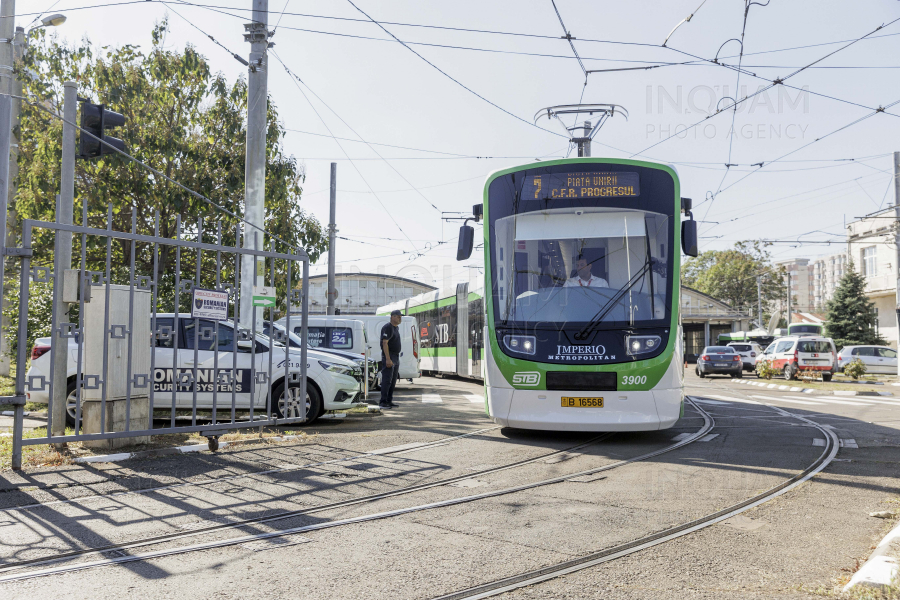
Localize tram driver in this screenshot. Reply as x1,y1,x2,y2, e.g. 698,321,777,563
563,255,609,288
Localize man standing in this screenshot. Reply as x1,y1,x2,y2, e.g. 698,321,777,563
379,309,403,409
564,255,609,288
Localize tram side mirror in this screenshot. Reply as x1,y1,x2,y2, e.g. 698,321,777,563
457,225,474,261
473,203,483,222
681,197,692,213
681,219,698,257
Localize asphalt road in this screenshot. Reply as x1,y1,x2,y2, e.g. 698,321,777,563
0,372,897,599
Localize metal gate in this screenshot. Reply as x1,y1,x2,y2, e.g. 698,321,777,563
6,205,312,469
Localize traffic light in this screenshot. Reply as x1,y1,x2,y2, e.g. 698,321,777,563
77,102,126,159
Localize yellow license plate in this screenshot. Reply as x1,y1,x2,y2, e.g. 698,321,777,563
561,397,604,408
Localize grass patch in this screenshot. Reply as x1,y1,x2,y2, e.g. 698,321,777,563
0,426,74,470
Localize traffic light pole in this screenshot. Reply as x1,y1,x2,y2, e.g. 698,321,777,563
50,82,76,443
240,0,269,330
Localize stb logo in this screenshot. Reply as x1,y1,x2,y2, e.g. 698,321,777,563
194,298,203,310
512,371,540,386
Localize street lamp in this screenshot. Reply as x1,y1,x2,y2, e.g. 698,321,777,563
39,14,67,28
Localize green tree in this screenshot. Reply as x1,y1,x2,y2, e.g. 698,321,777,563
825,263,886,347
682,240,785,325
4,21,326,355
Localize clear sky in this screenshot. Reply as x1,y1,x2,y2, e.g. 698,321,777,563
17,0,900,289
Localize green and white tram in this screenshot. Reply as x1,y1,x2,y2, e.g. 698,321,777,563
380,284,487,380
454,158,698,431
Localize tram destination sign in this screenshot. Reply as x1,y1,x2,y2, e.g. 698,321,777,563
523,171,639,200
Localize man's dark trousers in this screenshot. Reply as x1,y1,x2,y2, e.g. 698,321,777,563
380,354,400,406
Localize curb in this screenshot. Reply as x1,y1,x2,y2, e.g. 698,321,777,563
73,434,304,464
834,390,894,397
844,518,900,592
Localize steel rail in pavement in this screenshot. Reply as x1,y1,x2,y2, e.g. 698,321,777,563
0,401,714,582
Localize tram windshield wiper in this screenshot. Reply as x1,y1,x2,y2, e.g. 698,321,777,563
574,256,662,341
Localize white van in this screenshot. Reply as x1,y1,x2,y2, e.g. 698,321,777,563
276,315,421,382
276,317,369,359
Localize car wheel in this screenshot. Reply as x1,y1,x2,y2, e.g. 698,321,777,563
272,381,322,424
731,371,742,379
823,372,833,382
783,365,795,381
697,369,705,378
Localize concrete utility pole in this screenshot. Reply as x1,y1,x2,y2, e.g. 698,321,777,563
0,1,14,376
786,270,792,328
756,275,762,329
50,82,76,442
239,0,269,330
893,151,900,371
576,121,591,157
326,162,337,316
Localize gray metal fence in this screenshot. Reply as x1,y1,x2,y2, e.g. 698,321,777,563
6,204,311,469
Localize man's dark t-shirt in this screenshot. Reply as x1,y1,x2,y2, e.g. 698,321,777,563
380,322,401,356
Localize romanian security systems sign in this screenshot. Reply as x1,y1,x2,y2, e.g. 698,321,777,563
252,286,276,308
523,172,640,200
191,288,229,320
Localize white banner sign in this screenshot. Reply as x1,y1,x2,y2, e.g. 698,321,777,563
191,288,229,320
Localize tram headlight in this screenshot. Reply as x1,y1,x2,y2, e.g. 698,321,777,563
503,334,536,355
625,335,662,356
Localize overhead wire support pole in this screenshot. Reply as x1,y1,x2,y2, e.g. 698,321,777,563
240,0,270,331
327,162,336,316
0,0,13,377
894,151,900,369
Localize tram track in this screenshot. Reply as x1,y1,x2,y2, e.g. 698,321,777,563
430,398,840,600
0,425,504,514
0,432,615,575
0,401,715,582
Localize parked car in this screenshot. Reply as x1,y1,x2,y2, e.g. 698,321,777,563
758,335,835,381
26,314,363,426
837,345,898,375
696,346,743,378
726,341,763,372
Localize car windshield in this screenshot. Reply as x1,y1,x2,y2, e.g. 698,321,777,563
730,344,751,351
493,207,669,325
798,341,831,353
705,347,733,353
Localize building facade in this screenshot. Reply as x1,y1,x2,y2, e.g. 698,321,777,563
847,207,897,347
811,252,847,310
305,273,436,315
775,258,815,313
681,286,751,362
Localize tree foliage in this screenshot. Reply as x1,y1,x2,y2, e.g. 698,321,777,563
825,263,886,348
682,241,785,325
13,20,324,301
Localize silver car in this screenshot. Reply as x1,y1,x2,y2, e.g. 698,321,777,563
726,342,763,372
837,345,898,375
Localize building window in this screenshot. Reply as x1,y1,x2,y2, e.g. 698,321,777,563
863,247,877,277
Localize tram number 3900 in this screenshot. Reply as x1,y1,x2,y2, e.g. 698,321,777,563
622,375,647,386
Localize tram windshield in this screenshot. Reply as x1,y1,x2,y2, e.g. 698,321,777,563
494,207,670,326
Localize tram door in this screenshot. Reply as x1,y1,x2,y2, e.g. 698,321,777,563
469,297,484,380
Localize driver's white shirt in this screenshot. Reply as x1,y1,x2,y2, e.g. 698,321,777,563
564,274,609,288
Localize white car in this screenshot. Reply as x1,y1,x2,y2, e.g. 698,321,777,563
836,345,898,374
726,342,763,372
25,313,362,426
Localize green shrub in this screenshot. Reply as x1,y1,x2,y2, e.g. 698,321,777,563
755,359,778,380
844,357,867,380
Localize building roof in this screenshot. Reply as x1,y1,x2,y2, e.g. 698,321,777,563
307,272,436,290
791,312,827,324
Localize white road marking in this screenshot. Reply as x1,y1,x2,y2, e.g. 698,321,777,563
671,433,692,441
813,438,858,448
705,394,762,404
466,394,484,404
422,394,443,403
699,434,720,442
812,438,826,446
785,396,875,406
750,395,822,406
